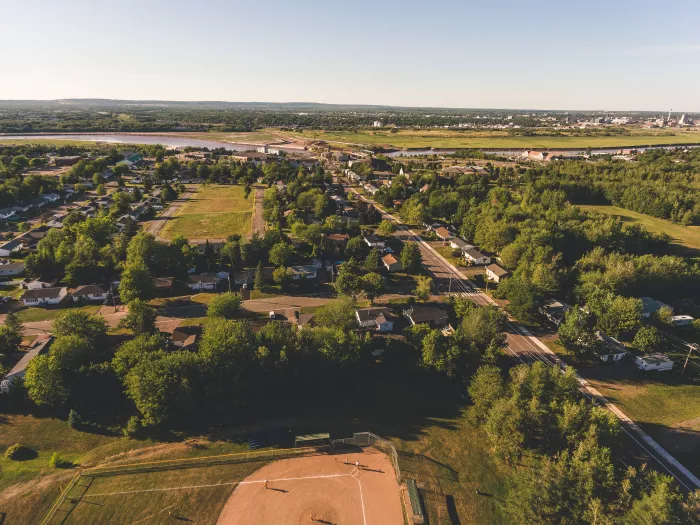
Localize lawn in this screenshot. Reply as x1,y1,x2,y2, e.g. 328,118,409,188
580,205,700,254
278,128,700,150
160,185,253,240
15,304,101,323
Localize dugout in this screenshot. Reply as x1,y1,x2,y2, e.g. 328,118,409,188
295,433,330,448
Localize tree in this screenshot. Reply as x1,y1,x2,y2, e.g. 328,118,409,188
96,183,106,196
312,296,357,332
633,326,661,353
413,276,432,301
361,273,384,304
558,308,598,354
468,365,505,422
4,311,23,337
119,299,158,334
254,261,265,290
24,355,67,406
377,220,395,236
119,260,155,303
273,266,293,291
207,292,243,319
401,243,422,274
363,249,381,273
53,311,107,343
497,276,542,323
269,241,293,267
112,333,166,378
335,264,361,297
596,295,642,337
345,237,365,260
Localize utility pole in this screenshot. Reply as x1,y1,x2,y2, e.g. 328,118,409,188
683,343,699,375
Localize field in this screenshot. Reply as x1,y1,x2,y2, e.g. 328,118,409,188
278,128,700,150
580,205,700,254
160,185,253,240
15,304,102,323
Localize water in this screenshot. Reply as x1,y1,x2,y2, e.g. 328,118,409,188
0,133,305,153
384,144,700,157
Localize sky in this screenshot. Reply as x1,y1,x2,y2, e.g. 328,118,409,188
1,0,700,112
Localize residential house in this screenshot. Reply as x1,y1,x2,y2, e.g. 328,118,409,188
635,354,674,371
154,277,175,294
71,285,108,303
403,305,449,327
21,287,68,306
288,265,318,280
0,207,17,220
462,247,491,266
325,233,349,252
419,183,431,193
296,313,316,329
641,297,671,318
171,326,202,349
449,238,472,251
382,254,402,272
189,239,225,254
186,275,219,291
20,278,57,290
355,307,394,332
0,261,24,277
0,238,24,257
485,264,510,283
118,154,145,169
595,332,628,362
522,150,548,161
53,156,82,167
0,335,54,393
541,299,571,326
363,183,379,195
671,315,694,326
434,227,454,241
364,234,386,249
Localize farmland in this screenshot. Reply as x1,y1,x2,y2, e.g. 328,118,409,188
277,128,700,150
160,185,253,240
580,205,700,254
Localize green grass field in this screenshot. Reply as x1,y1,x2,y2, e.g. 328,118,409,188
280,128,700,150
15,304,102,323
580,205,700,253
160,185,253,240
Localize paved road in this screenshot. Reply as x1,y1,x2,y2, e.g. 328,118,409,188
144,186,197,241
349,186,700,493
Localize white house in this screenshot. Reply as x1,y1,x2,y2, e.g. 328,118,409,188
0,335,53,393
382,254,402,273
635,354,674,371
434,227,453,241
289,265,318,280
671,315,694,326
462,247,491,266
364,234,386,249
0,261,24,276
186,275,219,291
449,238,472,251
485,264,510,283
640,297,671,319
355,307,394,332
71,285,108,303
21,287,68,306
0,239,24,257
595,332,628,362
20,279,56,290
403,305,449,327
363,183,379,195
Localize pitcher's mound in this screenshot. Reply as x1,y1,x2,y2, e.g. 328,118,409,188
216,450,403,525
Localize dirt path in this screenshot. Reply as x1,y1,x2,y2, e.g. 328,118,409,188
251,187,265,238
144,186,198,241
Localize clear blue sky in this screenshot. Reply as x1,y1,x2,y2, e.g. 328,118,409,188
2,0,699,111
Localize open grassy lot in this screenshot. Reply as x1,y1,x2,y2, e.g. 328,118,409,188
278,128,700,150
580,205,700,254
15,304,101,323
0,138,100,146
160,185,253,240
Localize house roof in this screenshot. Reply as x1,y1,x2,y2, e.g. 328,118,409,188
595,331,626,353
73,285,106,296
364,234,382,243
486,264,509,278
434,227,452,239
154,277,174,289
463,247,485,259
297,313,316,327
356,307,392,323
289,265,317,275
382,254,399,266
404,306,449,323
22,287,66,300
0,262,25,271
327,233,350,242
638,353,673,366
5,335,53,380
641,296,669,315
188,275,218,284
450,238,470,249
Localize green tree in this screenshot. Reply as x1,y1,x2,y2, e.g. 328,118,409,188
269,241,294,267
468,365,506,422
312,296,357,332
254,261,265,290
558,308,598,354
401,243,422,274
24,355,67,406
207,292,243,319
119,299,158,334
273,266,293,291
53,311,107,343
112,333,166,378
377,220,395,236
633,326,661,353
119,260,155,302
361,272,384,304
596,295,642,337
413,275,432,301
363,249,381,273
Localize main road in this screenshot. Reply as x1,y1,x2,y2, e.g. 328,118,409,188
348,186,700,493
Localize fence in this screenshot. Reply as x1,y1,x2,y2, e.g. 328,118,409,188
332,431,402,483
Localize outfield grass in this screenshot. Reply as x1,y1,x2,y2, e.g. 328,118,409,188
278,128,700,150
15,304,102,323
580,205,700,253
160,185,253,240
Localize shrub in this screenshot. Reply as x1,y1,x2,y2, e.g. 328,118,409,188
123,415,142,438
5,443,34,461
68,409,81,429
49,452,66,469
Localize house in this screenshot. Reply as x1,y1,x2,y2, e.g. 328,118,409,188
53,156,82,167
0,238,24,257
0,207,17,220
595,332,628,362
382,254,402,273
118,154,145,169
671,315,694,326
0,261,25,276
540,299,571,326
355,307,394,332
0,335,53,393
47,213,67,228
485,264,510,283
462,247,491,266
364,234,386,249
363,183,379,195
20,278,57,290
522,150,548,161
325,233,350,251
186,275,219,291
434,227,453,241
171,326,202,349
635,354,674,372
154,276,175,293
296,313,316,329
419,184,431,193
403,305,449,327
189,239,225,254
71,285,108,303
449,238,472,251
21,287,68,306
640,297,671,318
288,265,318,280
